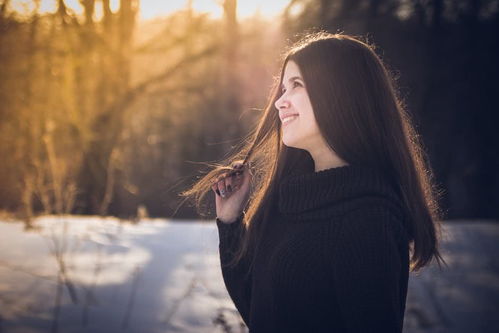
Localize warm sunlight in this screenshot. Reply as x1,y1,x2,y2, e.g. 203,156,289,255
11,0,291,20
139,0,291,20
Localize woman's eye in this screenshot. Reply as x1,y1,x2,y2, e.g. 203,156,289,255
281,81,302,94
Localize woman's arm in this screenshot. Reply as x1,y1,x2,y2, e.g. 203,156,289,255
216,214,252,327
329,204,407,333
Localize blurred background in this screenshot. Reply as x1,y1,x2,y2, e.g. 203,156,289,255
0,0,498,332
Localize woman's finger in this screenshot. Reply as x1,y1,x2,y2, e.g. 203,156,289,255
212,183,220,196
225,173,234,194
231,172,241,190
217,175,228,198
232,170,243,190
231,160,244,169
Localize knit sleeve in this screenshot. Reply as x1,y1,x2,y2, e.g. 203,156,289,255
216,214,252,327
329,205,405,333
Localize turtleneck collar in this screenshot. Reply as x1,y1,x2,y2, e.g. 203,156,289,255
277,164,404,222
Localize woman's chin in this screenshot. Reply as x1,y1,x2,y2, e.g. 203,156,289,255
282,137,299,149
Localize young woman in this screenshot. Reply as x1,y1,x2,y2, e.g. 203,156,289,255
182,32,446,333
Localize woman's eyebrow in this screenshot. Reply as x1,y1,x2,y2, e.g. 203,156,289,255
287,76,303,82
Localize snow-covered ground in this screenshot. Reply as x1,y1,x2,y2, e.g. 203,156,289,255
404,220,499,333
0,216,497,333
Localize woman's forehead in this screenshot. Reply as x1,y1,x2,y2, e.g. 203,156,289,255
282,61,303,81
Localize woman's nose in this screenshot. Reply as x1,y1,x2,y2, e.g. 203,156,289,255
275,95,290,110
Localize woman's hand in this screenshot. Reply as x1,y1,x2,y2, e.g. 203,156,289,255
211,161,252,224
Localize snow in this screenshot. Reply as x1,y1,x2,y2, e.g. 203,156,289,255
0,216,498,332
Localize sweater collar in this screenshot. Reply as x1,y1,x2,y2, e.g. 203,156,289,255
277,164,403,220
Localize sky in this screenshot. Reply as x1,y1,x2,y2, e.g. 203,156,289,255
10,0,292,20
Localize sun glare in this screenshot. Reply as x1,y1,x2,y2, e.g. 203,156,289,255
139,0,291,20
10,0,290,21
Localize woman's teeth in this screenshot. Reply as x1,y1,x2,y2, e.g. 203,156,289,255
283,115,298,124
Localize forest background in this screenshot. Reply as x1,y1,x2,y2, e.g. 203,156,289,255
1,0,497,223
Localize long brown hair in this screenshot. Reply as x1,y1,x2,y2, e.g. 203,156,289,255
180,31,447,273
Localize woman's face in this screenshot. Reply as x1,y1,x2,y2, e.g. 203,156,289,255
274,60,322,151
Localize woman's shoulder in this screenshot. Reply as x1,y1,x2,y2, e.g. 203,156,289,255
280,193,406,225
342,194,406,221
333,196,410,250
299,196,408,250
287,195,406,241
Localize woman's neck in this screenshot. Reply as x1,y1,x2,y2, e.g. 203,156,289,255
307,144,349,172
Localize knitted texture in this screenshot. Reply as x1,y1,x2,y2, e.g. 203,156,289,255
216,164,410,333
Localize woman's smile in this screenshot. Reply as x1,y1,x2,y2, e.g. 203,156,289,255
282,115,299,126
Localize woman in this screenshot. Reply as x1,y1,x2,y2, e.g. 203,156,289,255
182,32,446,333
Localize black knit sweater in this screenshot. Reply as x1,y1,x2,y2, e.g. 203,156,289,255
216,164,411,333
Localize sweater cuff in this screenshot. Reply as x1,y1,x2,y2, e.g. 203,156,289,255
216,212,245,251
